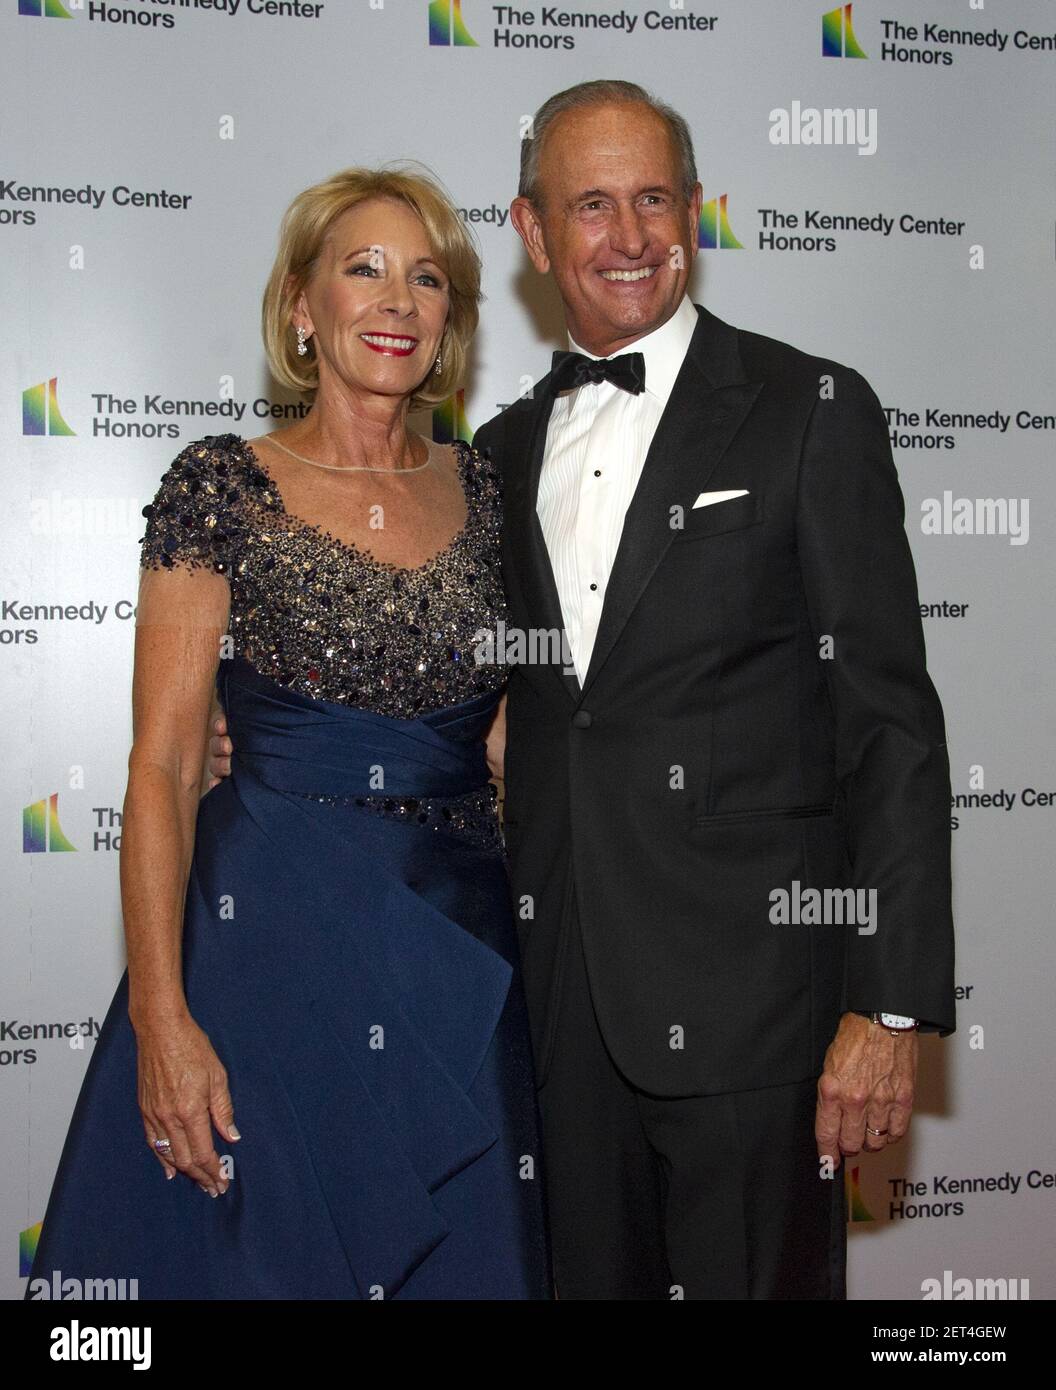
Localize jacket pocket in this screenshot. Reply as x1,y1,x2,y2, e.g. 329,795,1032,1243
691,801,834,828
674,490,763,542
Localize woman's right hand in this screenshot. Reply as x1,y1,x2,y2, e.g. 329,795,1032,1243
134,1011,240,1196
205,712,233,790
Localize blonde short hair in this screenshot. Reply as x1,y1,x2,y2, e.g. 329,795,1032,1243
262,165,481,412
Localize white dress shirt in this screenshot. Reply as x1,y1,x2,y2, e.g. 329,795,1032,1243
536,294,698,684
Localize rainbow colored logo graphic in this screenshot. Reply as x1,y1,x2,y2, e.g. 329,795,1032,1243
23,377,75,436
697,194,743,250
432,390,474,445
822,3,867,58
23,793,77,854
845,1164,876,1222
20,1222,42,1277
18,0,73,16
429,0,477,47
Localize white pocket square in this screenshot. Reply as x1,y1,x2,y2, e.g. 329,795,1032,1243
692,489,749,509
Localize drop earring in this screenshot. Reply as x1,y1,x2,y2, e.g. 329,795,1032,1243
434,352,443,375
296,325,308,357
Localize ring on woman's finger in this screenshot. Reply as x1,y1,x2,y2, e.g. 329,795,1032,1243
153,1137,173,1153
866,1126,889,1137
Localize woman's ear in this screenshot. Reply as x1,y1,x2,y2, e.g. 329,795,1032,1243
287,277,314,338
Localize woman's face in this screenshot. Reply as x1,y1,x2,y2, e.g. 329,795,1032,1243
294,197,451,407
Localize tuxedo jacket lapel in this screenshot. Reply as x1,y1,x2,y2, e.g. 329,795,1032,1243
502,384,582,703
579,307,762,697
504,305,762,705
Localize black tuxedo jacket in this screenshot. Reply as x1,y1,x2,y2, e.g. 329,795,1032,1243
473,304,955,1098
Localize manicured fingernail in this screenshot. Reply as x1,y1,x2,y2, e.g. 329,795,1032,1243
227,1125,241,1141
166,1168,175,1180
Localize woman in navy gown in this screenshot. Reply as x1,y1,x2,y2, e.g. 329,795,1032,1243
26,167,551,1300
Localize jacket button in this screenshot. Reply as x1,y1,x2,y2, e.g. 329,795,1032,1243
572,710,592,728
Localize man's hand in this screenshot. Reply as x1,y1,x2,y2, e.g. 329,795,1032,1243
205,712,232,790
815,1012,917,1167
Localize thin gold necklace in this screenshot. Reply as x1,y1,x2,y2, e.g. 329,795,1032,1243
264,433,436,473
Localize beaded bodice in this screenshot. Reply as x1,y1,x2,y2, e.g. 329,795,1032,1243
139,433,507,852
139,433,507,718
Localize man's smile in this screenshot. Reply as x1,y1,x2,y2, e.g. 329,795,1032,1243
598,266,660,282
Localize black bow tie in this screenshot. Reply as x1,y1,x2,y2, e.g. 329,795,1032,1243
549,349,646,397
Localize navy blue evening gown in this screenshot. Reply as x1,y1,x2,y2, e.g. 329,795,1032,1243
26,434,551,1300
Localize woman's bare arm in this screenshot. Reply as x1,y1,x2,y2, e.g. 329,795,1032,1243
120,563,238,1194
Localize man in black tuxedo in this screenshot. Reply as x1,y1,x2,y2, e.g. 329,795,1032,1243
471,80,955,1299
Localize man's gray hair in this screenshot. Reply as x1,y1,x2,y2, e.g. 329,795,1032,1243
518,80,698,207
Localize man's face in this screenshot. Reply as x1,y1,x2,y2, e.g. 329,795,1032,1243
511,102,702,357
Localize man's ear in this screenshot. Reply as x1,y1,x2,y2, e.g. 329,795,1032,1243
687,182,703,262
510,197,551,275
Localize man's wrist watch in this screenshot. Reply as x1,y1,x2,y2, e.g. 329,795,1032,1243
863,1011,918,1034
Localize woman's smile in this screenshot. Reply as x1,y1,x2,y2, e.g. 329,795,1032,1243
359,331,419,356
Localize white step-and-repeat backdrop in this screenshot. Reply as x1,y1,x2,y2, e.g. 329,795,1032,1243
4,0,1054,1301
